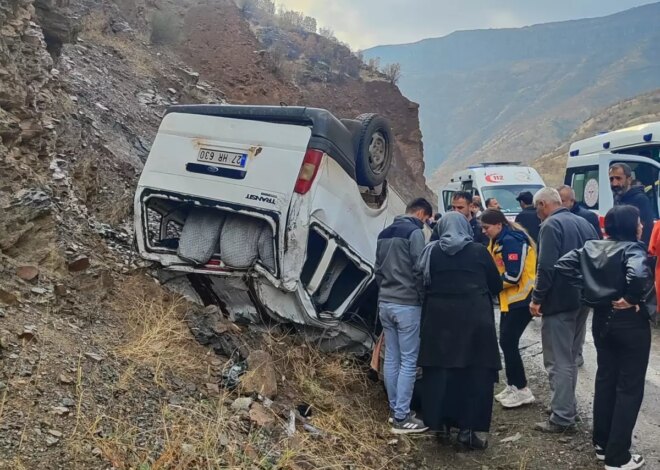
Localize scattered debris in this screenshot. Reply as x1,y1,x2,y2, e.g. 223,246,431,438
16,265,39,281
84,352,103,362
230,396,253,412
67,256,90,272
0,289,19,306
500,432,522,443
240,349,278,399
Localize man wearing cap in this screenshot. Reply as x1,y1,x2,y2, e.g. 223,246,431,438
514,191,541,244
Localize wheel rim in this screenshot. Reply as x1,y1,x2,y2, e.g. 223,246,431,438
368,132,388,174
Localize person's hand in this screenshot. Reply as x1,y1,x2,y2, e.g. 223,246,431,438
529,301,542,317
612,297,639,311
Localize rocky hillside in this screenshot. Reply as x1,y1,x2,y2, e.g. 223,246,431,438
0,0,430,467
364,2,660,188
533,88,660,187
173,0,433,202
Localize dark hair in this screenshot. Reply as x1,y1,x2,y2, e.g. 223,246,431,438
433,213,442,221
406,198,433,216
516,191,534,205
485,197,497,208
452,191,472,203
609,162,632,178
480,208,510,227
604,205,639,241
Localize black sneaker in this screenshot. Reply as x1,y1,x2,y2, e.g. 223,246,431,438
391,414,429,434
534,420,576,434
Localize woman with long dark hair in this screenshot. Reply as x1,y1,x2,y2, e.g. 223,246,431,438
556,205,653,470
417,212,503,450
480,209,538,409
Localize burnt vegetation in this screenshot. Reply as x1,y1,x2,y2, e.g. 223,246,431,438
232,0,400,84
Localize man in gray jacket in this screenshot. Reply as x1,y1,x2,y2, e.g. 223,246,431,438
530,188,599,433
375,197,432,434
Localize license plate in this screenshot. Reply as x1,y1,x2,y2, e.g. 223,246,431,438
197,148,247,168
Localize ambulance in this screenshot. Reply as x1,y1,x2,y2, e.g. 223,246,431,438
564,122,660,221
439,163,545,218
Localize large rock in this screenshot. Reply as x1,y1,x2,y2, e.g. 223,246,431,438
34,0,80,56
240,350,278,399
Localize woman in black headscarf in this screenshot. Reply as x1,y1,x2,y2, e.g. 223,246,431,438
417,212,503,449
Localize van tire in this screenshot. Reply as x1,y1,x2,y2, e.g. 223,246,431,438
354,113,393,187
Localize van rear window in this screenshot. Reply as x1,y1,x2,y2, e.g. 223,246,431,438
567,165,599,210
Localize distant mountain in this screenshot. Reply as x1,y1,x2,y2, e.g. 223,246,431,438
364,2,660,188
533,88,660,187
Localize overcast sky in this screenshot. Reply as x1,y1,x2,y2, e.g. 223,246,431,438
277,0,657,49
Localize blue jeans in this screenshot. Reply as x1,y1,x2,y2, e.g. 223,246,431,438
379,301,422,421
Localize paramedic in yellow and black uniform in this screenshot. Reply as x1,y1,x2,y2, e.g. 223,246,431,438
480,209,538,409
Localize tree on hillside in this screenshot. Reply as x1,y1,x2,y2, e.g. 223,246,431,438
366,57,380,72
319,27,336,41
278,9,305,31
382,62,402,85
257,0,276,15
302,16,317,33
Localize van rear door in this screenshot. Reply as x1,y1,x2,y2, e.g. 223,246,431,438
137,112,313,215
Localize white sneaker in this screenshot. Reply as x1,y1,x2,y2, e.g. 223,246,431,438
500,386,536,408
604,454,645,470
495,385,514,403
595,445,605,461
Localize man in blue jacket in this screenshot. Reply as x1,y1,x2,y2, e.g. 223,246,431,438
375,197,432,434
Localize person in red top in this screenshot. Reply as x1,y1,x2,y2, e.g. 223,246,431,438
647,220,660,319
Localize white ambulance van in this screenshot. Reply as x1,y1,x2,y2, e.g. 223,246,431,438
564,122,660,225
439,163,545,218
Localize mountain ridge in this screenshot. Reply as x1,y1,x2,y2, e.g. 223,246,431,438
364,2,660,189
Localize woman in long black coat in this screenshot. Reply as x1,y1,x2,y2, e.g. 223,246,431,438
417,212,503,450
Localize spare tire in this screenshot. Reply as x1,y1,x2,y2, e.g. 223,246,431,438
354,113,393,187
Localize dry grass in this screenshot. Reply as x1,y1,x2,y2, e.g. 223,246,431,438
64,276,406,468
264,335,409,469
114,277,207,386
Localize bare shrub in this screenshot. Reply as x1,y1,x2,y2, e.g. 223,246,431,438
382,62,402,85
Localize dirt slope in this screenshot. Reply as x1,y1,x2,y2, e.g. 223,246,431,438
176,1,433,203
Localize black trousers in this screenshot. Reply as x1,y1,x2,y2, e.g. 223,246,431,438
592,307,651,467
499,306,532,389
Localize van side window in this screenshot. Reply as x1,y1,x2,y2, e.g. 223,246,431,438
613,160,660,219
461,180,473,192
567,165,599,210
442,190,455,212
613,144,660,163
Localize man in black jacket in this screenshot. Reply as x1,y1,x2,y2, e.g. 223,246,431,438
530,188,599,433
514,191,541,243
453,191,489,245
558,185,602,240
609,163,654,245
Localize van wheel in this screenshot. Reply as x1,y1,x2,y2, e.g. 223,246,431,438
355,113,393,187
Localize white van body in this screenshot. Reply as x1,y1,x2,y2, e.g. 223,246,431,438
565,122,660,221
438,163,545,217
134,105,406,353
